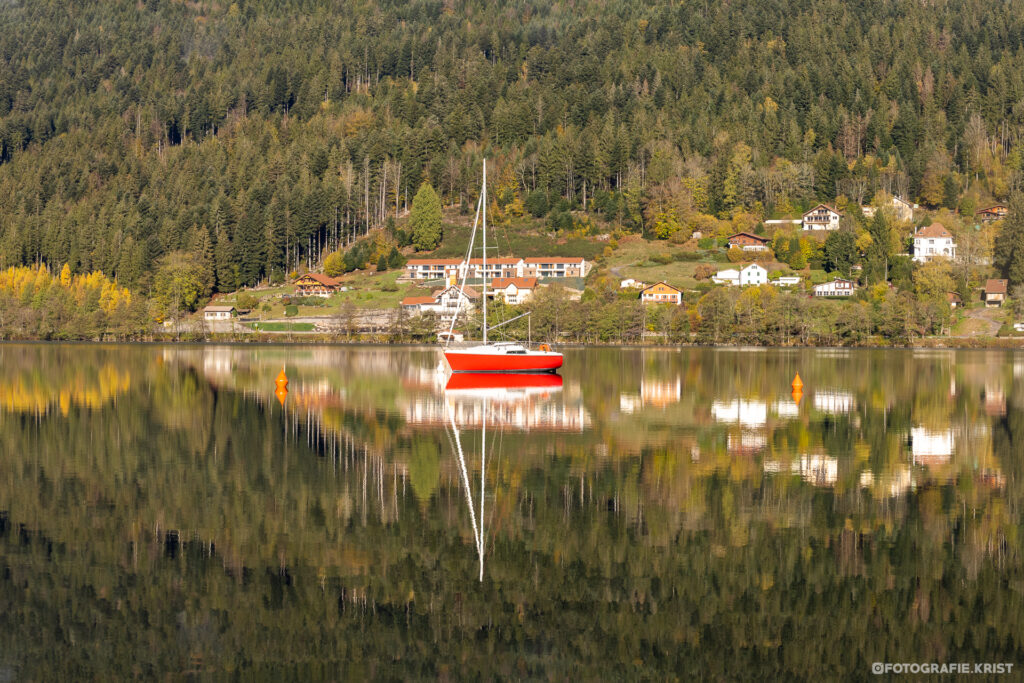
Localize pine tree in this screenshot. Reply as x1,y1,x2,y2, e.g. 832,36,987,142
994,196,1024,288
410,182,442,251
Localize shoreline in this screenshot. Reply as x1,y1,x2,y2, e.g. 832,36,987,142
3,335,1024,350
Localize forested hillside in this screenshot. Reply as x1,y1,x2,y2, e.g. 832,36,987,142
3,0,1024,294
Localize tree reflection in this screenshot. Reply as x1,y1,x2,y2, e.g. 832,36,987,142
0,345,1022,677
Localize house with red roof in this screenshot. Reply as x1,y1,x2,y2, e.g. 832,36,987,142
294,273,343,297
489,277,538,305
912,223,957,263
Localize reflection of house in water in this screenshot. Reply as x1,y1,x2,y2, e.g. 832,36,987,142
772,400,800,418
812,391,855,413
983,382,1006,416
859,465,915,497
711,400,767,427
728,432,767,455
405,396,590,432
202,349,235,377
641,378,681,408
910,427,954,466
619,394,641,414
618,377,681,413
764,455,837,486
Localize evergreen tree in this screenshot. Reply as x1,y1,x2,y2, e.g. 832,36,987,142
994,196,1024,288
410,182,442,251
823,230,857,278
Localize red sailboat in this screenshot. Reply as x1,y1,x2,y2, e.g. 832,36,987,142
442,160,563,373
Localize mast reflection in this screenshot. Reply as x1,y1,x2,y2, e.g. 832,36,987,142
442,373,566,582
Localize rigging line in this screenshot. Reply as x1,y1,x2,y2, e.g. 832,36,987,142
446,400,482,559
445,190,484,347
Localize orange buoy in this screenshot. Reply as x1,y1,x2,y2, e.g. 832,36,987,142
275,385,288,406
791,373,803,391
275,367,288,388
791,388,803,405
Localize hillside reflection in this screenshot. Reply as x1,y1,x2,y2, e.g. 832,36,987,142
0,344,1023,678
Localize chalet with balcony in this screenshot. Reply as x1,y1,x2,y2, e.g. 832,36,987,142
802,204,842,231
976,205,1008,222
294,273,343,297
727,232,771,251
640,282,683,305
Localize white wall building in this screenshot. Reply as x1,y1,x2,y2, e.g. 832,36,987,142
771,276,802,287
802,204,842,231
712,268,740,285
912,223,957,263
740,264,768,286
813,278,856,297
203,305,235,321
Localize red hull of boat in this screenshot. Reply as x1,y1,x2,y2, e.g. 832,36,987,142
445,372,563,391
444,351,563,373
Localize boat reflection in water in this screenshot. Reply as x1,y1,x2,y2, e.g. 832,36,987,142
442,372,564,582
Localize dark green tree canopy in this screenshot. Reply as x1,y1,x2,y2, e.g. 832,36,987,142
410,182,443,251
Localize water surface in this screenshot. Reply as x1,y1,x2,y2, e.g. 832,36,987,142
1,344,1023,678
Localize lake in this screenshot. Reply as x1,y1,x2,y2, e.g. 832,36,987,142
1,344,1023,678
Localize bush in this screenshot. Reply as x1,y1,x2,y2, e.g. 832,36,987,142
236,293,259,310
697,237,715,250
674,251,702,262
289,296,326,307
547,210,573,232
694,264,716,280
525,190,549,217
726,246,746,263
284,305,299,317
651,253,674,265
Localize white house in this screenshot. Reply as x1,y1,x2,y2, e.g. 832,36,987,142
912,223,957,263
771,276,802,287
489,277,537,305
400,286,480,322
802,204,842,231
740,264,768,286
813,278,856,297
712,268,740,285
203,305,235,321
620,278,646,289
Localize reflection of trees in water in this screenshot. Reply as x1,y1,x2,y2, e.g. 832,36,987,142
1,347,1024,676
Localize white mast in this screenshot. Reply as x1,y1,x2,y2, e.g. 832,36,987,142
482,159,488,344
480,395,486,583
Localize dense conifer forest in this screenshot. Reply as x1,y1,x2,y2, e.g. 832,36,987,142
4,0,1024,300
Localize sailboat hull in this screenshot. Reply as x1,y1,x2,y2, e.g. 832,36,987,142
444,349,563,373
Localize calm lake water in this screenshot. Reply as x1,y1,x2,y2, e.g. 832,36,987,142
1,344,1023,678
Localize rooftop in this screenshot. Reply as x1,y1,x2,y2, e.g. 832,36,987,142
491,277,538,289
985,279,1008,294
914,223,953,239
